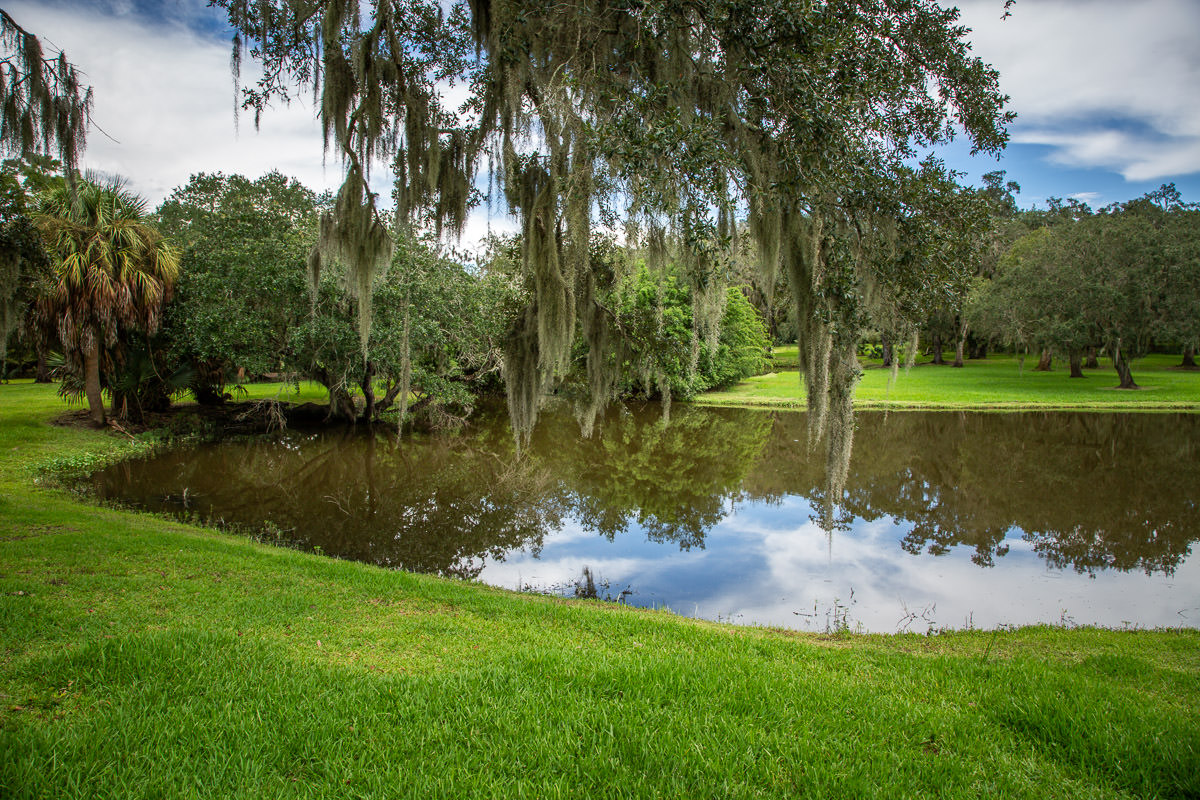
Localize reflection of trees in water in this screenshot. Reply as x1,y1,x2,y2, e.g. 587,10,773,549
747,411,1200,576
92,423,567,579
533,404,774,549
91,403,774,573
94,408,1199,578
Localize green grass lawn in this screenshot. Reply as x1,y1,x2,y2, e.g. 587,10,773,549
704,351,1200,410
227,379,332,404
1,380,1198,798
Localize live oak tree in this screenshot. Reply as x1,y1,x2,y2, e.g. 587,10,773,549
157,172,320,401
1125,185,1200,370
158,171,519,424
215,0,1011,491
969,224,1099,379
970,188,1199,389
292,236,520,425
937,169,1024,367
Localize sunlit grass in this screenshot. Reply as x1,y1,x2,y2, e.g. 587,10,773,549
703,351,1200,410
1,380,1198,798
220,379,331,404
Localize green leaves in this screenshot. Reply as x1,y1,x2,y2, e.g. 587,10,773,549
969,188,1200,387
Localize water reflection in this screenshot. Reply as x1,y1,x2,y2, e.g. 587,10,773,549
746,412,1200,577
88,405,1200,630
97,420,565,579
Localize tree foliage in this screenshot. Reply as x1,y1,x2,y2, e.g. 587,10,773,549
292,238,519,425
214,0,1011,478
34,177,180,425
968,187,1200,388
158,171,519,425
604,264,769,403
157,172,318,399
0,154,60,373
0,9,91,181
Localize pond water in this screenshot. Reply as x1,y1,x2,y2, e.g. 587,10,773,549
86,405,1200,633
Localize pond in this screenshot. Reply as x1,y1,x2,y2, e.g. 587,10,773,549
86,405,1200,633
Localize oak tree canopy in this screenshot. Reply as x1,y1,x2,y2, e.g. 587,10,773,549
216,0,1011,478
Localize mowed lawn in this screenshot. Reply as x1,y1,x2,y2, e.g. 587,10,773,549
700,350,1200,409
1,380,1199,798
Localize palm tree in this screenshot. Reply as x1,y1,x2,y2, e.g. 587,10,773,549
35,177,179,426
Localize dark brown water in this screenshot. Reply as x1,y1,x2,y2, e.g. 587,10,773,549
86,405,1200,632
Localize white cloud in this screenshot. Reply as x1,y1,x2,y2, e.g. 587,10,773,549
5,1,370,204
16,0,1199,220
1014,128,1200,182
954,0,1200,180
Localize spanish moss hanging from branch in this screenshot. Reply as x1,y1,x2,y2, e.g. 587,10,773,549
0,9,92,183
215,0,1011,489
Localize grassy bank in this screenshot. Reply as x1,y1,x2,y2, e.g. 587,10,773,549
702,351,1200,410
1,381,1198,798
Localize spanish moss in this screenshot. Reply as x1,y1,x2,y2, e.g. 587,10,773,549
216,0,1012,500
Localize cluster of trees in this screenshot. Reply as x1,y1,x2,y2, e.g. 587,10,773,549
154,171,520,427
889,175,1198,388
964,184,1198,387
2,1,1018,490
1,156,179,426
2,160,772,429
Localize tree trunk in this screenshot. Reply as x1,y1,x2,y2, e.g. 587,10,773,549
359,361,376,422
1068,349,1085,378
311,366,358,422
1085,347,1099,369
377,379,405,413
930,332,944,365
1112,342,1139,389
881,333,893,368
34,346,52,383
1034,348,1052,371
1182,345,1197,368
83,335,106,427
952,320,966,368
968,336,988,360
328,386,358,421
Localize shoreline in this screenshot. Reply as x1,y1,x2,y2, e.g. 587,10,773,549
693,395,1200,412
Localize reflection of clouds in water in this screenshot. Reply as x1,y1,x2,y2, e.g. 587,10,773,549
1004,536,1037,555
95,408,1200,633
481,498,1200,634
732,510,1200,632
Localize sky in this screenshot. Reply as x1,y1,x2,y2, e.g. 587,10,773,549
8,0,1200,232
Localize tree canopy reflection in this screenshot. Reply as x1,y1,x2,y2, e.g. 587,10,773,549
746,411,1199,575
90,407,1199,577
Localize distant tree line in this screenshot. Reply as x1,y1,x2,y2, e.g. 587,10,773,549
852,175,1199,389
964,182,1198,387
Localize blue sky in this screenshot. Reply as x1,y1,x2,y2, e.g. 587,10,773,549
946,0,1200,207
10,0,1200,226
